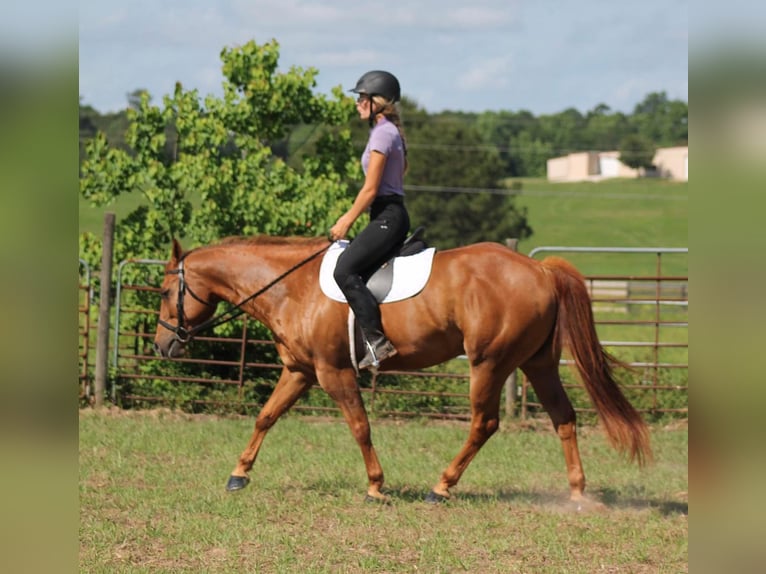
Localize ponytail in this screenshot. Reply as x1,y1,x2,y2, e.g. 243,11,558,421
371,95,409,173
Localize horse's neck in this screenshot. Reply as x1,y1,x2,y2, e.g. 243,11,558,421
194,243,314,323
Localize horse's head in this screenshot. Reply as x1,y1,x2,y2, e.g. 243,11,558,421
153,239,218,359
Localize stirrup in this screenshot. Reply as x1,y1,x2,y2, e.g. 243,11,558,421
358,337,397,370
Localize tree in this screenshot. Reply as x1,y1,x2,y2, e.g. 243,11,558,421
509,131,553,178
538,107,587,155
476,109,539,176
127,89,151,110
583,103,631,150
631,91,688,147
403,108,532,248
79,39,361,406
80,38,357,267
618,134,655,171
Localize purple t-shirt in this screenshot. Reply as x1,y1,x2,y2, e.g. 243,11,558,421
361,116,405,197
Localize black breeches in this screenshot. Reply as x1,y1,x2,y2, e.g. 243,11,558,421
333,200,410,335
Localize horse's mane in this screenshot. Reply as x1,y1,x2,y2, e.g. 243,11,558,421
181,235,327,258
217,235,328,247
181,235,328,259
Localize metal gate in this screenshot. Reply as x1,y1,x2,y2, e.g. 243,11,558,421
109,248,688,419
523,247,688,418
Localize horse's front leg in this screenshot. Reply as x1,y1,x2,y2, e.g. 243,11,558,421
317,365,386,501
226,366,313,491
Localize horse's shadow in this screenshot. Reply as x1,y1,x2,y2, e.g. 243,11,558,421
591,486,688,516
382,486,688,516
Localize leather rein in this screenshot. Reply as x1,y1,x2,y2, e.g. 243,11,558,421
158,242,332,345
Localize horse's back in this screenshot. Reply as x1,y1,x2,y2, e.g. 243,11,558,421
432,242,552,297
418,243,555,328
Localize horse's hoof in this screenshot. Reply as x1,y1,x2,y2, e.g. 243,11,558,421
226,475,250,492
425,490,448,504
364,493,390,504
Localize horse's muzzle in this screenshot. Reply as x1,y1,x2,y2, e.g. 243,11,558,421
153,337,186,359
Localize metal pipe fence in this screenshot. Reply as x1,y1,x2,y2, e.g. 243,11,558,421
105,247,688,420
523,247,688,418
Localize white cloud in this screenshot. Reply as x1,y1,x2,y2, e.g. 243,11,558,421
443,6,519,28
310,49,386,68
79,0,687,114
456,57,513,91
230,0,347,26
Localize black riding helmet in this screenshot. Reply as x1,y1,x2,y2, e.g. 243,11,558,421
350,70,401,103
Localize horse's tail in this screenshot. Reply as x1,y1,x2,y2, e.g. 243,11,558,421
543,256,652,466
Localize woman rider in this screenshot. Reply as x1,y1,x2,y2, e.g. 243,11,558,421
329,70,410,369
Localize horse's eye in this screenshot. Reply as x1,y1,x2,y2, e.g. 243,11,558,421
160,289,170,299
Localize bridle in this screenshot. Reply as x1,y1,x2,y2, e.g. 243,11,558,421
157,242,332,346
157,257,216,344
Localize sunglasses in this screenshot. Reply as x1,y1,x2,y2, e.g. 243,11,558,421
356,94,370,104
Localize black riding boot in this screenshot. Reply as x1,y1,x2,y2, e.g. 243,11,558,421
358,327,397,370
334,254,399,370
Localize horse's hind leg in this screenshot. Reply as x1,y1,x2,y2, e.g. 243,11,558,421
227,366,313,491
429,366,504,501
520,354,586,502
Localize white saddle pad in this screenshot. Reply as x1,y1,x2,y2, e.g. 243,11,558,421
319,240,436,303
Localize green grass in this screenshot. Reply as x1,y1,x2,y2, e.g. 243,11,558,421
79,191,147,236
79,177,688,276
80,410,687,573
510,178,688,276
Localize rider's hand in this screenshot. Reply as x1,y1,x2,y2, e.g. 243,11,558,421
329,216,353,241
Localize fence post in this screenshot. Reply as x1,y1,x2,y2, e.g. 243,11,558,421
94,213,116,408
504,238,519,418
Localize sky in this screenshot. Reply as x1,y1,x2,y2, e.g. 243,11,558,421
77,0,689,116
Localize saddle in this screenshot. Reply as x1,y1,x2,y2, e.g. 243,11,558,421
318,226,434,305
317,227,432,372
366,226,428,301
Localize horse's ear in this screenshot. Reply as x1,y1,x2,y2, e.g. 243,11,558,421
171,238,183,263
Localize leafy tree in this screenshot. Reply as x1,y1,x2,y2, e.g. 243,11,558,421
582,103,631,150
509,131,553,177
127,88,151,110
538,107,587,155
80,38,357,267
476,109,539,176
618,133,656,171
630,91,688,147
403,108,532,248
80,39,362,408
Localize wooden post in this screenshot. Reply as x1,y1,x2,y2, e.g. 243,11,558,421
94,213,115,408
504,238,519,418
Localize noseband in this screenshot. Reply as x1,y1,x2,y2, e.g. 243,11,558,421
158,258,215,344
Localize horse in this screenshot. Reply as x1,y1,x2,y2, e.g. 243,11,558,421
153,235,651,504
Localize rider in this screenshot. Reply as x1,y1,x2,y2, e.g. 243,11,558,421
330,70,411,369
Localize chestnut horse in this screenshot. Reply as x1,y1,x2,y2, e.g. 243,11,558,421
153,235,651,503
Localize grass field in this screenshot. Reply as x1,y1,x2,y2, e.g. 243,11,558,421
80,410,688,573
511,178,688,276
79,177,687,278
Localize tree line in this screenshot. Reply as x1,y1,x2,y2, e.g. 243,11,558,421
81,89,687,181
79,39,687,261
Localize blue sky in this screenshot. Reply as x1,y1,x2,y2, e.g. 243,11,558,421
78,0,688,115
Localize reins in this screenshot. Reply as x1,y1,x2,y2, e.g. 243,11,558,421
160,241,332,343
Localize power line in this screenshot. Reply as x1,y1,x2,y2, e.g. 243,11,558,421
405,185,519,196
404,184,687,201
